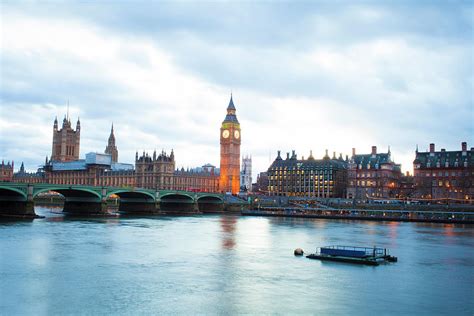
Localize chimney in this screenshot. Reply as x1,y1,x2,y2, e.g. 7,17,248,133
462,142,467,151
292,150,296,158
429,143,435,153
371,146,377,155
277,150,281,158
286,152,290,160
441,148,446,152
352,148,356,157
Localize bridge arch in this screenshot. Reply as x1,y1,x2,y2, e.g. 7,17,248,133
160,192,195,202
0,186,28,201
197,195,224,203
106,189,156,202
196,195,224,213
107,189,157,214
159,192,195,213
33,187,102,201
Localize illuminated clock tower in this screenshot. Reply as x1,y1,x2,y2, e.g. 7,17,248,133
220,94,241,194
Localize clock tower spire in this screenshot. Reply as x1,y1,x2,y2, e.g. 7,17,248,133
220,94,241,194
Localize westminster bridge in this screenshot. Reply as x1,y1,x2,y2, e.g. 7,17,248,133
0,183,228,217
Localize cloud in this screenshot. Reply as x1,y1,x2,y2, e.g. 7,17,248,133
0,1,473,180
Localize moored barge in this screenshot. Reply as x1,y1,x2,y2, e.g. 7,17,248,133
306,245,397,266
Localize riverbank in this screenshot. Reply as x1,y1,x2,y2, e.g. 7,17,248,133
243,208,474,224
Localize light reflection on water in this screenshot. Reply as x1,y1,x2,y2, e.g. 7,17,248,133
0,206,473,315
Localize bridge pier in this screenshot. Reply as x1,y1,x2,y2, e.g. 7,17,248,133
199,202,225,213
63,201,108,215
0,200,36,218
118,202,161,215
159,202,199,214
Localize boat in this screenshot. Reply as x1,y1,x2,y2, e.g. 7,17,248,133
306,245,397,266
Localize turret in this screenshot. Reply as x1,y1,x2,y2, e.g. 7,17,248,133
107,124,115,144
53,117,58,131
76,117,81,132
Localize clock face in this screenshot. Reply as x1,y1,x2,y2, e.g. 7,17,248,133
222,130,230,138
234,130,240,139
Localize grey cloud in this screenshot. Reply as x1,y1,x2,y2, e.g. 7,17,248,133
1,1,473,175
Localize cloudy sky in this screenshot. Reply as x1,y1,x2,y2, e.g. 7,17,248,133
1,1,473,178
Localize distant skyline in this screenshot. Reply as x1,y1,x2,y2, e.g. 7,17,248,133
1,1,473,178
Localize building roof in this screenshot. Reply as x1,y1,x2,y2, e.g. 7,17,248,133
51,160,88,171
269,155,347,171
414,150,473,168
227,94,236,111
350,152,401,171
223,94,239,124
353,153,389,166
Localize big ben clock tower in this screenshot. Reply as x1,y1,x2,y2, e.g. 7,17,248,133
220,94,241,194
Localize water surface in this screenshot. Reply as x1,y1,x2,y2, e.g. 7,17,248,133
1,207,473,315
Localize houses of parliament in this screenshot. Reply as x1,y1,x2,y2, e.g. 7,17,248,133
3,96,242,194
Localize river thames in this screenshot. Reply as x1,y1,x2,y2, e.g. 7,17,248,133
1,207,473,315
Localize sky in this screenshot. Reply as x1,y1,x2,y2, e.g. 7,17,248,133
1,1,473,179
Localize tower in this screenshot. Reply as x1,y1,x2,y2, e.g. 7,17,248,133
105,124,118,163
51,113,80,162
240,155,252,192
220,94,241,194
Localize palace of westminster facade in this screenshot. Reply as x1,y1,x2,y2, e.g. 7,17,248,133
3,96,243,194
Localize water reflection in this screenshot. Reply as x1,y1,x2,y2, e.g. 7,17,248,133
220,216,237,250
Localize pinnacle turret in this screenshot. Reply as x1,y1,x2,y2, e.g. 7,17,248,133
227,93,236,111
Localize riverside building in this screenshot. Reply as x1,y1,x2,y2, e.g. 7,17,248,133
346,146,402,200
413,142,473,201
267,150,348,198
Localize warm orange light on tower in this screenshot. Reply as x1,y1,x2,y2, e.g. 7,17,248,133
219,94,241,194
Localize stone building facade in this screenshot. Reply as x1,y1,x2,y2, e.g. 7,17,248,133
11,162,44,184
135,150,175,190
398,172,415,198
413,142,473,201
267,150,348,198
173,165,219,192
252,172,269,194
0,161,14,182
346,146,402,200
28,149,219,193
51,116,81,162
